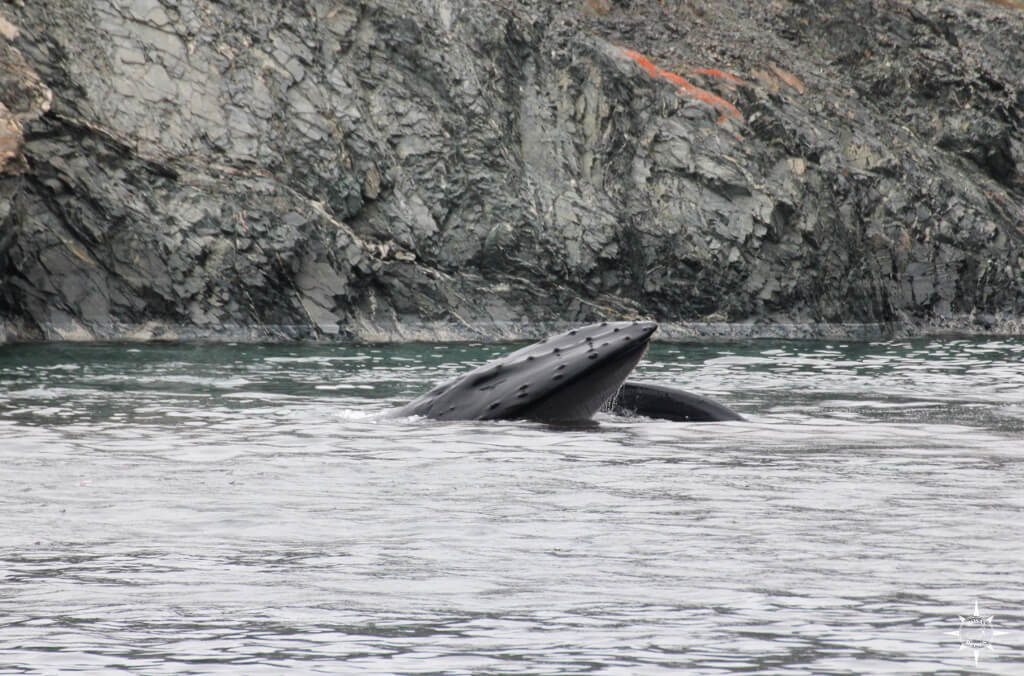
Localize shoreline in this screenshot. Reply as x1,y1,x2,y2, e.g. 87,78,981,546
2,314,1021,346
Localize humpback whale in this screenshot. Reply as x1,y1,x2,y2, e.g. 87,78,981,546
391,321,743,424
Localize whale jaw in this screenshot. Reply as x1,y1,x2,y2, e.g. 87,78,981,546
393,321,658,423
513,340,649,423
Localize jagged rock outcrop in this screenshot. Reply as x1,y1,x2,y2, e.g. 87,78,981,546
1,0,1022,342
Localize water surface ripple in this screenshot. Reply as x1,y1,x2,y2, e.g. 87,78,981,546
1,339,1022,674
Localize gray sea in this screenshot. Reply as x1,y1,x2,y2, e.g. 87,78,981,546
1,337,1022,674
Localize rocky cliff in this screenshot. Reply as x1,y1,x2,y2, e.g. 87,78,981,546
1,0,1022,342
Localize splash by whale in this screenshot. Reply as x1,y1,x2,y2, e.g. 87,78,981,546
391,321,743,424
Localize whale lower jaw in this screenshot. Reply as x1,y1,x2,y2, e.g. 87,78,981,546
515,341,649,423
391,321,659,422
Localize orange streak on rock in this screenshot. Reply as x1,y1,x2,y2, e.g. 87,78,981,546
659,70,693,89
620,48,742,123
769,64,805,95
620,48,661,78
694,67,745,87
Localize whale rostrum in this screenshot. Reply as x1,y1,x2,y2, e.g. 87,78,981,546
391,321,744,424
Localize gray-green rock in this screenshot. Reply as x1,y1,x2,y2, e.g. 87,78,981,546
2,0,1022,342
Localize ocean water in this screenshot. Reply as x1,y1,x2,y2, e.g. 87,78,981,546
1,337,1022,674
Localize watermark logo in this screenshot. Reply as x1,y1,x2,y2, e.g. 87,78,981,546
947,600,1004,666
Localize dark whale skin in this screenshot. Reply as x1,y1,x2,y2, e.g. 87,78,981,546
607,381,745,422
392,321,657,423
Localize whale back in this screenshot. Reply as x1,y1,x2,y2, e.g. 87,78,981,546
607,381,745,422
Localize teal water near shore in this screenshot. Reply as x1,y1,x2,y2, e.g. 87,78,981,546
1,339,1022,674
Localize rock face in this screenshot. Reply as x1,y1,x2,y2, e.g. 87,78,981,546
1,0,1022,342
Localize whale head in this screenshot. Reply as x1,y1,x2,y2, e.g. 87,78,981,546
394,321,658,423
